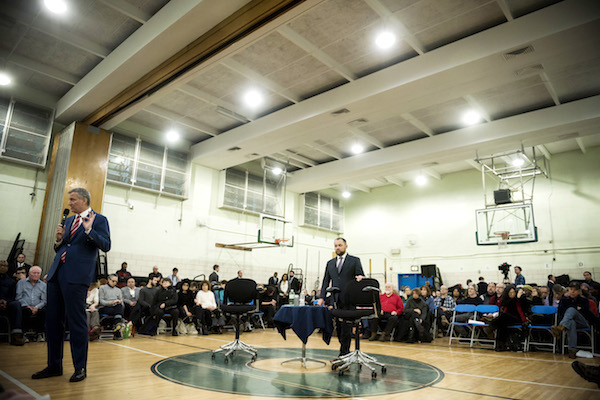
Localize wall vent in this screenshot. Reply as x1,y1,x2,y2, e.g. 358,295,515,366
331,108,350,115
503,45,535,60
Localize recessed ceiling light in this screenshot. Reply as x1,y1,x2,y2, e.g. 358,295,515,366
342,191,351,199
462,110,482,125
375,31,396,49
166,130,180,142
0,72,12,86
44,0,68,14
272,167,282,175
243,89,264,108
351,144,364,154
512,157,525,167
415,175,427,186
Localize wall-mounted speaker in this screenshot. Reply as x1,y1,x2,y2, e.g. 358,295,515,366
494,189,511,205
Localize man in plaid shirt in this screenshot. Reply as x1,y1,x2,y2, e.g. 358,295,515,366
434,285,456,336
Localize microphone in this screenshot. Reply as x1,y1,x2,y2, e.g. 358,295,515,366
61,208,70,226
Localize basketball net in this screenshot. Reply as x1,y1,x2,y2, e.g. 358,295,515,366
495,231,510,249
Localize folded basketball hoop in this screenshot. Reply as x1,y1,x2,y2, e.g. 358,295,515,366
494,231,510,248
275,238,290,246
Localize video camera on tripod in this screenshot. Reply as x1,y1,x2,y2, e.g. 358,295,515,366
498,262,511,282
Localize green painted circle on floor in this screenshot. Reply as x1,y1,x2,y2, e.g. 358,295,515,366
151,347,444,397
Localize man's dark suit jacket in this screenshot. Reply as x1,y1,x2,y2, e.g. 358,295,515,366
47,212,111,284
209,272,219,283
268,276,278,286
289,276,301,292
319,254,364,301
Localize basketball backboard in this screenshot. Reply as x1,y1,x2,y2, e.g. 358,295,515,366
475,203,537,245
258,214,294,247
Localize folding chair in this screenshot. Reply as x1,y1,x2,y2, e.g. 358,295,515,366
469,305,499,348
562,324,595,355
526,305,558,352
448,304,476,345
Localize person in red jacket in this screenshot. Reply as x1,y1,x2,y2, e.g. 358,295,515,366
368,282,404,342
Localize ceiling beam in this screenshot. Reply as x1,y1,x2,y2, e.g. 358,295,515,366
364,0,426,55
348,127,384,148
271,153,306,169
575,137,586,154
2,52,79,85
465,159,482,171
178,84,254,121
278,25,356,81
114,120,192,151
347,183,371,193
496,0,514,21
400,112,435,136
99,0,152,24
540,71,561,106
384,176,404,187
536,144,552,159
144,104,218,137
30,20,111,59
422,168,441,180
221,58,301,103
0,83,60,109
281,150,318,166
306,143,342,160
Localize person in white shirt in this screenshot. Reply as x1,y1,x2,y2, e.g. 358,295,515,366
194,280,222,334
278,273,290,307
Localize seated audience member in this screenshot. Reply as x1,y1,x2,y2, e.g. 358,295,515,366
434,285,456,334
10,253,32,277
477,277,488,296
209,265,220,284
148,265,162,281
531,287,543,306
14,266,27,281
131,277,159,330
0,260,23,345
115,262,131,288
86,282,100,341
480,282,496,304
402,287,412,302
581,283,598,306
260,285,277,328
489,282,505,307
305,290,318,305
453,285,483,337
121,277,140,320
177,279,197,330
99,274,125,339
195,280,221,334
369,282,403,342
289,270,301,293
15,266,47,341
489,285,530,351
421,285,435,315
236,270,243,279
545,284,564,308
279,273,290,305
538,286,549,305
151,278,179,336
395,288,430,343
551,281,599,358
167,268,180,288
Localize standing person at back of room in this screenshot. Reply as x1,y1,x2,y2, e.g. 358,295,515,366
33,187,111,383
318,237,364,357
209,264,220,284
514,266,525,286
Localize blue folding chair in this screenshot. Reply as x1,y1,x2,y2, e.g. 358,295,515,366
469,305,499,348
448,304,476,345
526,306,558,352
562,324,595,355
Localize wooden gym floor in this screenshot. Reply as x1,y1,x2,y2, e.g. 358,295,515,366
0,329,597,399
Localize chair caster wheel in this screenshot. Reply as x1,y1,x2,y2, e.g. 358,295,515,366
358,365,362,370
211,354,215,360
371,371,377,379
224,357,228,364
331,364,337,370
338,370,344,376
251,356,257,362
382,367,387,374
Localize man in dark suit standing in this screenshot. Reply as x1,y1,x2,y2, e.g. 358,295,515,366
289,270,301,293
9,253,32,277
318,237,364,356
32,188,110,383
268,272,278,286
209,264,220,284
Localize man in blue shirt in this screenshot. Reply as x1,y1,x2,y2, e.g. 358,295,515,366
514,266,525,286
15,266,47,341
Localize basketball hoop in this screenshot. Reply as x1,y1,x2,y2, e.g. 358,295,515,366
494,231,510,249
275,238,290,246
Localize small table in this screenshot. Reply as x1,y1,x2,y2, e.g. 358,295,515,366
273,305,333,368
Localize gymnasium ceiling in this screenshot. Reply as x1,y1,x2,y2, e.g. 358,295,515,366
1,0,599,196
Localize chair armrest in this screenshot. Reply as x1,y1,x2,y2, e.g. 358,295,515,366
362,286,380,293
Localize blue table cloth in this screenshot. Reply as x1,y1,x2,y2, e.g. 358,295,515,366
274,305,333,344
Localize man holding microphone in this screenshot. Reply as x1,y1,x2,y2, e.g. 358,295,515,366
32,188,111,382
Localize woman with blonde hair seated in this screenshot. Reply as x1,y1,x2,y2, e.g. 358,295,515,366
86,282,100,341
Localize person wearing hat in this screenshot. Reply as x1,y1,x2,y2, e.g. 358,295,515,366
551,281,599,358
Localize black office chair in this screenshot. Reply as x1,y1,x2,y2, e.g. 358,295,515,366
329,278,386,378
211,278,258,363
